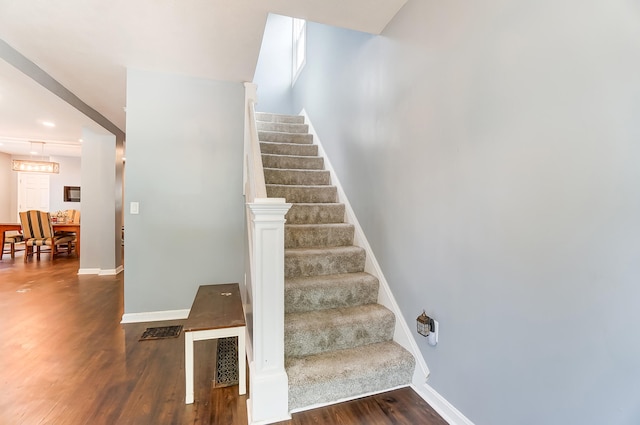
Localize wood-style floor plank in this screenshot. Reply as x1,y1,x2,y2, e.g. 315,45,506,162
274,387,449,425
0,254,447,425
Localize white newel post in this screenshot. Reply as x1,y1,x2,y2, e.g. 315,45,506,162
247,200,292,425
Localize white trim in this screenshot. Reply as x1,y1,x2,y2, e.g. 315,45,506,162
246,201,291,424
78,265,124,276
247,399,292,425
412,383,475,425
120,309,190,324
300,109,430,387
99,265,124,276
77,268,101,275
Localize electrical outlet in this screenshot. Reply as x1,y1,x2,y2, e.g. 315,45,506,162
428,319,438,346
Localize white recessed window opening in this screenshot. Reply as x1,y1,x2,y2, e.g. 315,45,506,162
292,18,306,85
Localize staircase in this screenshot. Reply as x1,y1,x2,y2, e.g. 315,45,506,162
255,112,416,411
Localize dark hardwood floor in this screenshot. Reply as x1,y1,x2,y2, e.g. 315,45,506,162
0,254,447,425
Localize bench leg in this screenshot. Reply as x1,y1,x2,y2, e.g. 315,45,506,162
185,331,195,404
238,330,246,395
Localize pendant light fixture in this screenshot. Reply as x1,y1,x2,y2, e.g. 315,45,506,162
11,141,60,174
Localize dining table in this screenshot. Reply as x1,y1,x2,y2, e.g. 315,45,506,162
0,222,80,258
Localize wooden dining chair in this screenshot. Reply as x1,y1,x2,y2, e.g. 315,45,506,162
19,210,75,262
1,232,24,260
65,209,81,224
56,209,80,252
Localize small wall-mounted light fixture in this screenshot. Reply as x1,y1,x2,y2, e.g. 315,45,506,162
417,311,433,337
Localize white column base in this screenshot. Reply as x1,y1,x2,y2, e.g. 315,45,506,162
247,363,291,425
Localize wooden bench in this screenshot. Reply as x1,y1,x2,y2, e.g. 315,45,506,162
184,283,246,404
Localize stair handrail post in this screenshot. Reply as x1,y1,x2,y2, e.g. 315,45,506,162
243,82,292,424
247,200,291,424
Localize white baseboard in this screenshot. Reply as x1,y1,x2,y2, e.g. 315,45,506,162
412,383,475,425
246,399,292,425
120,309,190,324
77,268,101,275
99,265,124,276
78,266,124,276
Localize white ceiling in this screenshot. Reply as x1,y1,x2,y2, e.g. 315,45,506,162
0,0,406,158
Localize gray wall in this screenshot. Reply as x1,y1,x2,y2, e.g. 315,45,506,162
124,68,245,314
49,155,81,213
80,128,120,273
257,2,640,424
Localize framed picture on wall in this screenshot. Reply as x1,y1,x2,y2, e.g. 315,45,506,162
64,186,81,202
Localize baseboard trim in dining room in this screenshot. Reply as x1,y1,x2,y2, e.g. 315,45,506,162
120,309,190,324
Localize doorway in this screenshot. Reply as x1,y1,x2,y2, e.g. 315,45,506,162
17,173,50,219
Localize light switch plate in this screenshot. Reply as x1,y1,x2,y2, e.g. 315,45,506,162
130,202,139,214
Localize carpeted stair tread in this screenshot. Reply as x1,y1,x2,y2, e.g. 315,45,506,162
267,184,337,203
256,112,305,124
260,142,318,157
286,203,346,224
285,304,395,357
286,341,415,410
262,154,324,170
259,131,313,144
257,122,309,134
265,168,331,186
285,246,365,278
285,272,379,313
285,223,354,248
